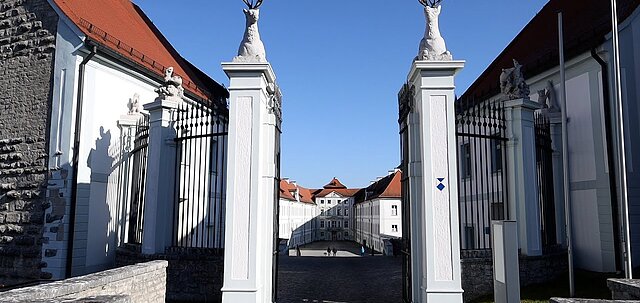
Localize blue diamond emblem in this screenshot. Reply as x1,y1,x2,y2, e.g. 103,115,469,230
437,183,445,191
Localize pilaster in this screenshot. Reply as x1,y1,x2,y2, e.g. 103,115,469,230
504,98,542,256
406,60,465,303
141,97,179,254
545,110,566,245
221,61,280,303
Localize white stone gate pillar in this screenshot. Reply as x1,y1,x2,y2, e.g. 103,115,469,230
221,61,280,303
141,89,179,254
504,98,542,256
406,60,465,303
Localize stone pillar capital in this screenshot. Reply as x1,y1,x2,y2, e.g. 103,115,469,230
504,98,542,111
143,97,180,112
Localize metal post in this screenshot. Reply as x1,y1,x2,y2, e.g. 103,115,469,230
558,11,575,297
609,0,633,279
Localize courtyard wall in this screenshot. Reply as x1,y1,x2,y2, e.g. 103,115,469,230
0,260,167,303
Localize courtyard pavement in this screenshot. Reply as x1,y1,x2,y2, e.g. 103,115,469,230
277,241,402,303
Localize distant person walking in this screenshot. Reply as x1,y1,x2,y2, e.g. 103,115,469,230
326,247,331,256
361,245,365,256
332,247,337,256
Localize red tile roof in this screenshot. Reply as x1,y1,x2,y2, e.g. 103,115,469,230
461,0,640,101
279,180,315,205
354,170,402,204
322,178,348,189
52,0,228,102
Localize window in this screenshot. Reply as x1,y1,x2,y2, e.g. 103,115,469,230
337,209,341,216
344,221,349,228
491,139,503,172
328,200,332,204
391,205,398,216
320,199,324,204
321,232,325,237
392,225,398,232
320,220,325,228
344,232,349,237
461,143,472,178
337,221,341,228
345,209,349,216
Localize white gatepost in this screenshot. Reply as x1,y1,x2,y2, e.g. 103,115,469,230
504,98,542,256
546,110,566,245
407,60,465,303
220,61,280,303
141,84,179,254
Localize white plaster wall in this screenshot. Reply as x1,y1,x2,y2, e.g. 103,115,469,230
77,58,158,274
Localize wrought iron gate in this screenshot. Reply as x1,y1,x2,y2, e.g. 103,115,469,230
398,83,413,303
535,113,557,249
455,98,509,252
126,115,149,244
173,100,228,250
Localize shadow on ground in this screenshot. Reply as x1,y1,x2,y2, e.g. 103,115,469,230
277,241,402,303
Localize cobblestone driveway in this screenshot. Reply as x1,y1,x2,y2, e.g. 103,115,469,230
277,241,402,303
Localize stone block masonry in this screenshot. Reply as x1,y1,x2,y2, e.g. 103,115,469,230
0,0,59,287
0,260,167,303
116,246,224,302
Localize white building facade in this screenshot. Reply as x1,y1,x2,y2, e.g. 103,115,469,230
278,180,319,248
311,178,358,242
353,170,402,254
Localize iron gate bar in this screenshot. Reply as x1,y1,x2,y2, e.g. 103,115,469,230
125,115,150,245
172,99,229,251
456,97,509,251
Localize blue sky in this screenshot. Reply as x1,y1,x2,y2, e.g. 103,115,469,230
134,0,548,188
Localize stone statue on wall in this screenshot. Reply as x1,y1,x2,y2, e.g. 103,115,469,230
544,80,559,111
417,0,452,61
500,59,530,100
155,67,184,100
127,93,141,114
234,0,266,63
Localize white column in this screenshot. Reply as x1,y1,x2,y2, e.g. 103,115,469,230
141,97,179,254
407,60,465,303
221,62,280,303
546,110,566,245
117,113,142,245
504,98,542,256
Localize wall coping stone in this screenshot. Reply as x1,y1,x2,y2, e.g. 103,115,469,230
550,298,639,303
0,261,167,302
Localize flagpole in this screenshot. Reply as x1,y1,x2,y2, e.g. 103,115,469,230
558,11,575,297
609,0,633,279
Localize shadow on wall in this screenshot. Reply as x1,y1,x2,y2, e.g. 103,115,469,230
75,126,119,273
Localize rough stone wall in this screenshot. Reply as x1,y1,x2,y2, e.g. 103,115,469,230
608,279,640,300
461,251,568,302
116,246,224,302
0,260,167,303
0,0,58,287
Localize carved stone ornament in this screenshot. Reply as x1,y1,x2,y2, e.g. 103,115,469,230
398,82,415,123
155,67,184,101
417,0,452,61
268,83,282,122
127,93,141,114
499,59,530,100
544,80,559,111
234,0,266,63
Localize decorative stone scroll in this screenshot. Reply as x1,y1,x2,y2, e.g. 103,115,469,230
155,67,184,101
417,0,453,61
268,83,282,122
500,59,530,100
234,0,267,63
398,82,415,123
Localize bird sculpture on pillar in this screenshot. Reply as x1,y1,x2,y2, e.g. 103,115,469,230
234,0,267,62
417,0,453,61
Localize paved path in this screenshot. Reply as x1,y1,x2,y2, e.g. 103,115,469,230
277,241,402,303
